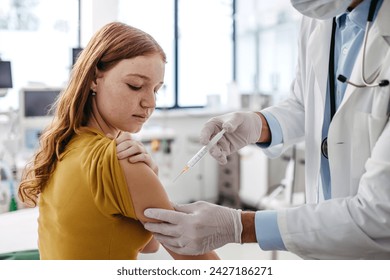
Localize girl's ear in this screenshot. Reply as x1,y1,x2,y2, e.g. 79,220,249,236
90,68,100,92
90,80,98,93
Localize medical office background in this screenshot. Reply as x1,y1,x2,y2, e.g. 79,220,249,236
0,0,303,259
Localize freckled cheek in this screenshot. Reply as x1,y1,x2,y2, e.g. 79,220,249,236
100,99,129,121
111,104,132,121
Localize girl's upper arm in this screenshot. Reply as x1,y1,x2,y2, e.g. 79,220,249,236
119,159,174,223
119,158,220,260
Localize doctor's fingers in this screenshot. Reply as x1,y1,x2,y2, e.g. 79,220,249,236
144,222,183,238
144,208,188,224
216,137,233,155
199,120,223,145
221,112,245,133
209,146,228,165
162,242,203,256
174,200,216,214
152,234,193,252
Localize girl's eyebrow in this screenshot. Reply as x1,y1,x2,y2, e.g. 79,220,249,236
125,73,150,81
125,73,164,86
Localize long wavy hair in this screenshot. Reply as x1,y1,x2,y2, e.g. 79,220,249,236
18,22,166,207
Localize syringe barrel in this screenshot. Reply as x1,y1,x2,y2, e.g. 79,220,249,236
187,146,208,167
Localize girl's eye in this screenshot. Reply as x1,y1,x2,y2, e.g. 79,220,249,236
127,84,142,91
154,85,164,95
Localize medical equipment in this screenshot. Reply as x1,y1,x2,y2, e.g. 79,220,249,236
173,129,226,182
322,0,388,159
19,87,62,150
336,0,389,88
0,61,12,89
0,60,12,97
0,161,18,213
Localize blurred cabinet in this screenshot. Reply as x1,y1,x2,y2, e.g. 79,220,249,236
239,143,305,210
239,145,268,209
217,153,241,208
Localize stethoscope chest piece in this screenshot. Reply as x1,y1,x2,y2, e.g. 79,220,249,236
321,137,328,159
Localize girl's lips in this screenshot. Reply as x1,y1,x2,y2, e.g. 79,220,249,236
132,114,148,121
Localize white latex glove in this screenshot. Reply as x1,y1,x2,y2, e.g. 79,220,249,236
144,201,242,255
200,111,262,164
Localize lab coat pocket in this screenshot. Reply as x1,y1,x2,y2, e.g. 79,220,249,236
368,114,389,152
370,87,390,119
356,87,390,151
351,111,388,181
351,112,370,179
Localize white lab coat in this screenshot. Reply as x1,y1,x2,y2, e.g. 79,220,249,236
262,1,390,259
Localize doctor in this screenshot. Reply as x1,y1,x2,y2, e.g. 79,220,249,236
143,0,390,259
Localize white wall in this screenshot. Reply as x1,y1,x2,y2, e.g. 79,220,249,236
80,0,119,45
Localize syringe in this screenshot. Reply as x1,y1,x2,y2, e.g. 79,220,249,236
173,128,226,182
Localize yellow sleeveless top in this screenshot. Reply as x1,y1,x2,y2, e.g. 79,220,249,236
38,128,152,259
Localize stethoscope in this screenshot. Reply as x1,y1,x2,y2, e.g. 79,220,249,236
321,0,389,159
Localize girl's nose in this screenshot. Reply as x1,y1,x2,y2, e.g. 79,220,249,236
140,90,156,108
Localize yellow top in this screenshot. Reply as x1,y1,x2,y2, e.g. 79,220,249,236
38,128,152,259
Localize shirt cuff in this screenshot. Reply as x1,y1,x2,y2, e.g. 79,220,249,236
255,210,286,251
256,111,283,148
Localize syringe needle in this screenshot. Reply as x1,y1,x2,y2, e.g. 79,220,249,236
173,129,226,183
173,166,189,182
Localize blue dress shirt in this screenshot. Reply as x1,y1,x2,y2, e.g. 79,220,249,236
255,0,383,251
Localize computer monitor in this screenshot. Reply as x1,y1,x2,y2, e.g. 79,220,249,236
22,89,60,117
72,47,83,66
19,88,62,150
0,61,12,89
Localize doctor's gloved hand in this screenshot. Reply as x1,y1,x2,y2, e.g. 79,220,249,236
113,131,159,175
144,201,242,255
200,111,263,164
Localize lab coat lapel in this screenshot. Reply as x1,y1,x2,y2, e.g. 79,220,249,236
306,19,333,203
337,1,390,111
307,19,333,107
